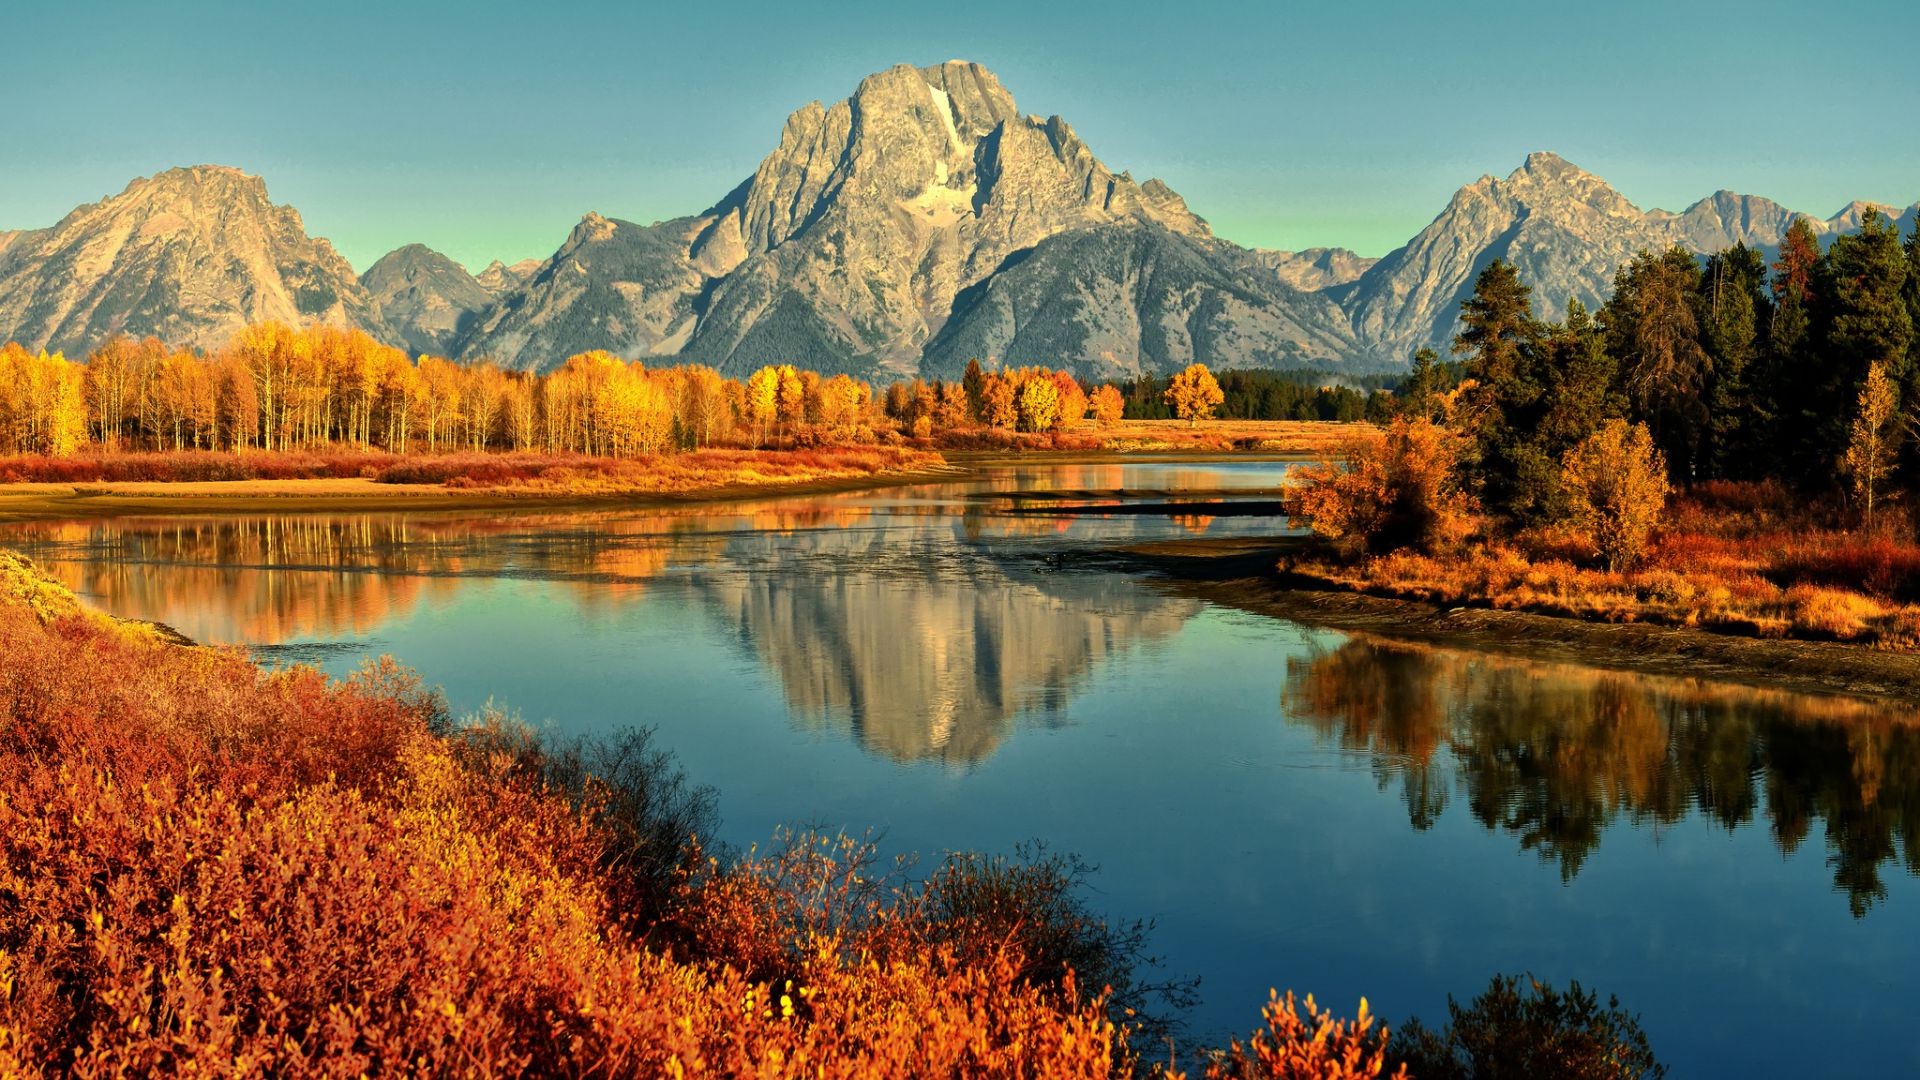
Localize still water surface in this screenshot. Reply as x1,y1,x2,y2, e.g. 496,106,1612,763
8,460,1917,1077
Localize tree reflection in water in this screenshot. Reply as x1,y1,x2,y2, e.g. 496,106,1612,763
1283,636,1920,914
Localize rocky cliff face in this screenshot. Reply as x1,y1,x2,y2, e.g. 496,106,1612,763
1251,246,1377,292
474,257,541,296
460,61,1350,375
922,222,1355,378
0,166,381,356
360,243,493,356
1340,152,1920,361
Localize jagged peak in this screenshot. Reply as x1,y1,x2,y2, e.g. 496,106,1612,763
131,164,269,198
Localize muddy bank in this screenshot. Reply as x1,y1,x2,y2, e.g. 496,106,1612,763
1116,537,1920,702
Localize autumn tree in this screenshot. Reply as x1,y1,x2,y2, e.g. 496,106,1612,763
745,366,780,446
1015,370,1062,433
1560,419,1670,572
1164,363,1224,426
1286,416,1479,557
1844,360,1902,532
980,372,1017,429
1089,384,1125,426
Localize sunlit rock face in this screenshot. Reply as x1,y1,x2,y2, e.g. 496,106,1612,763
1336,151,1920,363
455,60,1355,378
359,244,494,356
0,166,381,356
692,522,1200,764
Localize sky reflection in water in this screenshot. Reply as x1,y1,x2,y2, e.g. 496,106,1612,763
5,459,1916,1078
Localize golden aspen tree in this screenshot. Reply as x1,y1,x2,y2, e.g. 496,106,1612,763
1560,419,1671,571
1164,362,1224,426
1844,360,1902,532
745,366,780,445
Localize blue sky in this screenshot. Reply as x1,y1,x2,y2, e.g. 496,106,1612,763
4,0,1915,272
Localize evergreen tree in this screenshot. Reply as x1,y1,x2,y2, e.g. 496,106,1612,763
1700,244,1769,478
1600,247,1711,482
961,358,987,423
1398,347,1442,421
1452,260,1544,519
1822,209,1913,482
1765,217,1825,482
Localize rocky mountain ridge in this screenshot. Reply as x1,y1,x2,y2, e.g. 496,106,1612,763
2,65,1915,373
0,166,378,357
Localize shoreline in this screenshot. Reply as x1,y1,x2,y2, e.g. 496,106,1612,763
0,447,1310,521
1116,537,1920,703
0,465,974,521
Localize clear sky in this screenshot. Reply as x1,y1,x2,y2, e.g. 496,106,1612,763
5,0,1916,273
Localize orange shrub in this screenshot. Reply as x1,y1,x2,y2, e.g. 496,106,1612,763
0,553,1415,1077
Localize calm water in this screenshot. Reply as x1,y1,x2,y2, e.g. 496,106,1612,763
8,459,1917,1077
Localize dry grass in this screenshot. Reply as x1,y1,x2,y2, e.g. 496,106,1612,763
0,447,946,500
1287,481,1920,649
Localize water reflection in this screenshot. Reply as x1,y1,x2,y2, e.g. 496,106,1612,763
2,464,1265,763
1284,637,1920,914
692,525,1197,762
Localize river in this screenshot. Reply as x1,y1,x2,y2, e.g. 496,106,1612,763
7,459,1916,1077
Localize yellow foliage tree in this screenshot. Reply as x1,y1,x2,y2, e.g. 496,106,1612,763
1844,360,1902,532
1015,372,1062,433
1089,384,1125,426
1560,419,1670,571
1164,363,1224,427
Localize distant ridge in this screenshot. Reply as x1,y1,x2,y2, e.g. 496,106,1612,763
0,71,1913,372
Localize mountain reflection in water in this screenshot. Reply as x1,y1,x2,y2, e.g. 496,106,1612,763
2,465,1238,763
1284,636,1920,915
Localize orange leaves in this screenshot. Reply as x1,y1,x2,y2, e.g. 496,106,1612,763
1191,991,1407,1080
1287,416,1479,557
1164,363,1225,427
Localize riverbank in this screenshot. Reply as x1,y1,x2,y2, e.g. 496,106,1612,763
0,447,961,520
1120,536,1920,701
0,439,1329,520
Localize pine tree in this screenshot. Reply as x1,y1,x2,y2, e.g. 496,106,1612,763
961,358,986,423
1766,217,1825,483
1601,247,1711,482
1452,260,1544,519
1701,244,1769,479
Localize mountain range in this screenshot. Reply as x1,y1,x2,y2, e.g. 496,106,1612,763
2,60,1914,377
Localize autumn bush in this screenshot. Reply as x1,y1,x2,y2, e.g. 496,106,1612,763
0,550,1436,1078
1286,416,1479,556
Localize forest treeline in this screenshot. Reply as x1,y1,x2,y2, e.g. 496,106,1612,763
1287,208,1920,649
1419,208,1919,521
0,323,1255,459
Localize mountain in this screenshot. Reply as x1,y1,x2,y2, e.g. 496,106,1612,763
7,85,1917,374
1251,247,1377,292
921,222,1354,378
359,243,492,356
459,60,1350,376
474,258,540,295
1339,152,1920,361
0,165,380,356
